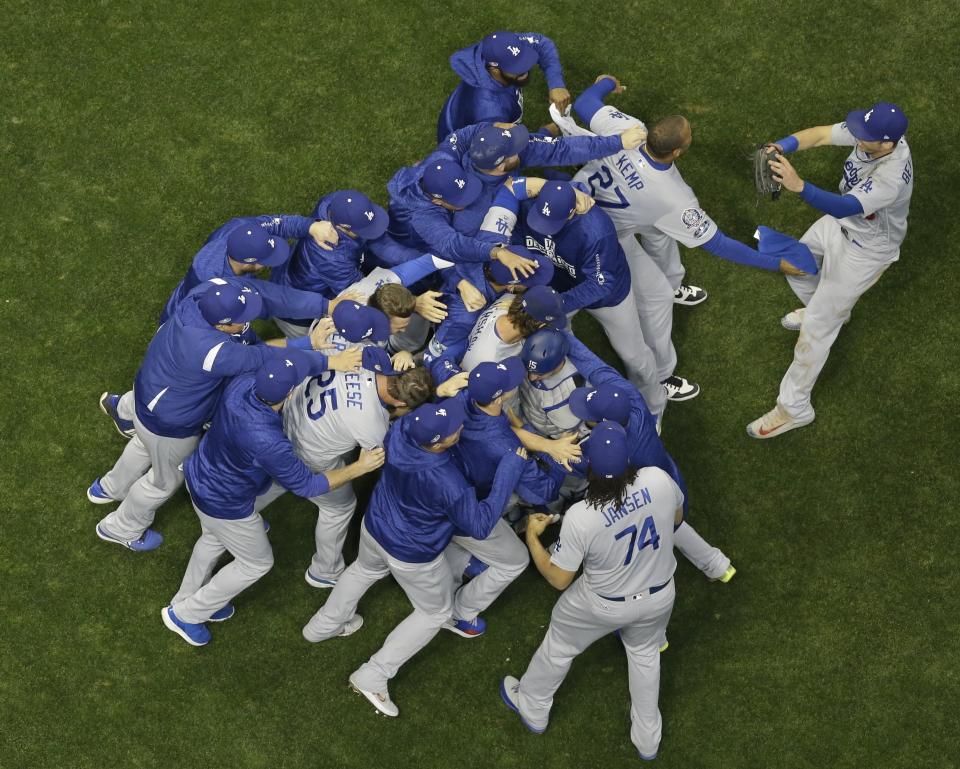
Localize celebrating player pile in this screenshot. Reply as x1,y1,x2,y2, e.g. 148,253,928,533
87,28,912,763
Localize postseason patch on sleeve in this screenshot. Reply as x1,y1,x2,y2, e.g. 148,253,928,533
681,207,712,238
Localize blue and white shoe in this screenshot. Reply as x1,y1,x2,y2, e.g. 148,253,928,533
161,606,211,647
96,524,163,552
444,615,486,638
499,676,546,734
87,478,116,505
463,555,489,579
209,604,235,622
99,392,135,439
304,569,337,589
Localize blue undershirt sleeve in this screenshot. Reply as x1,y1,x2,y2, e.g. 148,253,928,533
700,230,780,271
799,182,865,218
573,78,617,124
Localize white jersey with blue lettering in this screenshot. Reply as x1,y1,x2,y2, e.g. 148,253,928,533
830,122,913,258
551,466,683,596
459,295,519,372
282,369,389,472
571,106,718,248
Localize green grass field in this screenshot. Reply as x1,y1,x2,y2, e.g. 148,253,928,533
2,2,958,767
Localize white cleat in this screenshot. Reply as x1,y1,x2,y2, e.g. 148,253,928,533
746,403,814,439
338,615,364,637
781,307,805,331
673,283,708,306
662,375,700,402
349,673,399,717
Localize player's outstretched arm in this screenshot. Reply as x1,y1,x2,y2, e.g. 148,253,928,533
767,124,834,153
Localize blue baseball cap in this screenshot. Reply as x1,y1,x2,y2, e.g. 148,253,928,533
487,247,555,287
526,182,577,236
198,281,263,326
255,351,309,404
408,397,467,446
469,123,531,169
421,160,483,208
328,189,389,240
521,328,570,374
468,356,526,404
585,421,630,479
520,285,567,330
226,225,291,268
332,301,390,343
569,383,631,425
845,102,908,143
481,32,538,76
362,346,401,376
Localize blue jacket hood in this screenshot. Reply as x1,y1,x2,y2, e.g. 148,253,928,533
450,44,497,90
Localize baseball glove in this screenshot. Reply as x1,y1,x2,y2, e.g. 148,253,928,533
754,144,781,201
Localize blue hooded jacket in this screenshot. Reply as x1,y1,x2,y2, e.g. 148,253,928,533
184,374,332,520
134,278,329,439
437,33,565,141
160,214,314,325
363,412,526,563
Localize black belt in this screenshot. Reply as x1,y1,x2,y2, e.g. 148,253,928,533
599,578,671,602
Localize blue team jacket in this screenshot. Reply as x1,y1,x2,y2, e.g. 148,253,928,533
184,374,331,520
134,278,329,439
160,214,315,325
436,33,565,142
363,413,526,563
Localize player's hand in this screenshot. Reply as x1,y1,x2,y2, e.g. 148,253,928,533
329,291,367,316
764,143,784,156
436,371,469,397
779,259,807,277
549,87,572,112
539,122,561,137
769,153,804,193
620,124,648,150
545,431,583,471
457,279,487,312
327,346,363,372
494,247,538,281
415,290,448,323
525,512,553,537
595,74,625,94
390,350,416,371
515,446,529,461
309,220,340,251
309,317,335,350
573,189,595,215
356,447,386,473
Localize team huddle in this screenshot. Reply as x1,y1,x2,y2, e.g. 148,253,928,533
87,31,914,762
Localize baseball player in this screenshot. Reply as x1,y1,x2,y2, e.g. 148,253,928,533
559,75,811,402
87,279,361,551
501,421,683,759
747,102,913,438
162,353,385,647
437,31,569,141
302,399,527,717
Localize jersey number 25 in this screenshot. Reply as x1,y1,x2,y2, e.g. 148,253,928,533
615,516,660,566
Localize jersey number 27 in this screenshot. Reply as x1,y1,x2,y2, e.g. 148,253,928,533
615,516,660,566
586,165,630,209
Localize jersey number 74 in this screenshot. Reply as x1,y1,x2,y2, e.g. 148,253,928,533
614,516,660,565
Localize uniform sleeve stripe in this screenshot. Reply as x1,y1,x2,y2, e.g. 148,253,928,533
146,387,169,412
202,342,225,372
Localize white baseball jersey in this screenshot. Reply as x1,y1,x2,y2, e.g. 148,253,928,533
282,369,389,472
519,360,584,438
572,106,718,247
459,295,520,372
551,467,683,596
830,122,913,258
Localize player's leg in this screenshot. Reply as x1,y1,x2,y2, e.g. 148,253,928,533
169,497,229,606
97,415,198,540
97,431,151,501
620,580,676,759
302,520,390,641
443,538,473,588
307,477,357,581
516,577,623,730
252,481,287,514
641,230,686,293
116,390,136,422
351,547,454,693
170,510,274,624
786,216,831,307
449,518,529,624
673,521,731,580
584,289,667,416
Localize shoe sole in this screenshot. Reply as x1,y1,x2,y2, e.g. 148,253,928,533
304,569,337,589
99,392,135,439
208,606,235,622
718,566,737,583
780,318,802,331
348,675,398,717
665,384,701,402
87,487,117,505
674,293,708,306
338,616,364,637
746,416,814,440
443,620,485,639
161,607,209,647
499,678,545,734
96,524,132,549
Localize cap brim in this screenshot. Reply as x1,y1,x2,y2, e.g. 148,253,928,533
526,206,568,236
233,287,264,322
500,356,527,391
568,387,594,421
369,310,391,343
351,204,389,240
506,124,530,154
362,346,401,375
256,237,291,268
520,256,555,287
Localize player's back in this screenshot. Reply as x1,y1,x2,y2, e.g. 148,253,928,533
460,295,516,372
561,466,681,597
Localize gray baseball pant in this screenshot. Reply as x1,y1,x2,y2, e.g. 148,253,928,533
170,500,273,624
274,318,310,339
116,390,136,421
302,519,453,693
640,229,686,292
98,412,198,540
517,576,675,757
443,518,529,623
